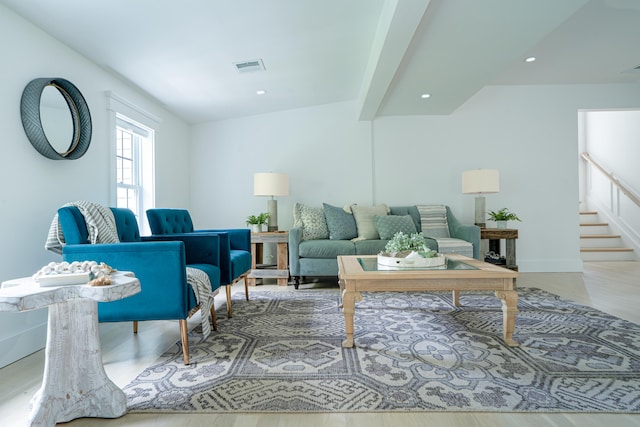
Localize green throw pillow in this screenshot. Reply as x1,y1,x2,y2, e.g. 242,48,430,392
323,203,357,240
375,215,417,240
293,203,328,240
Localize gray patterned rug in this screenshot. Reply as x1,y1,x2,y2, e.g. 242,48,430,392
124,287,640,413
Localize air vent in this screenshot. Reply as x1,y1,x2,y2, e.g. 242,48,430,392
233,59,265,73
622,64,640,74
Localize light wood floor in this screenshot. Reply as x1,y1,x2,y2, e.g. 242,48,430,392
2,262,640,427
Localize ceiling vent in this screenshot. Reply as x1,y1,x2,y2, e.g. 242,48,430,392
622,64,640,74
233,59,265,73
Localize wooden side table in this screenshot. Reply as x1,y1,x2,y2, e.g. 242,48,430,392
247,231,289,286
0,272,140,427
481,228,518,271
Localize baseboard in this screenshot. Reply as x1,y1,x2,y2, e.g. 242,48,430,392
0,322,46,368
518,258,584,273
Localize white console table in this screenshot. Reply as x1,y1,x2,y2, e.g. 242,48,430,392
0,272,140,427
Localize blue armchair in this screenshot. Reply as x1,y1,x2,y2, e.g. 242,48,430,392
57,206,222,365
146,208,252,318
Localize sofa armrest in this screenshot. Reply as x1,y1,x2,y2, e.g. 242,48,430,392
446,207,481,259
288,227,303,276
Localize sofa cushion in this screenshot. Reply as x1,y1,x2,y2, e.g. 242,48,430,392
323,203,357,240
354,239,388,255
350,204,389,240
417,205,450,238
299,239,355,258
389,206,421,231
434,237,473,258
375,214,417,240
293,203,329,240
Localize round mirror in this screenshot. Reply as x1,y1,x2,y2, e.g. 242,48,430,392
21,78,92,160
40,85,75,154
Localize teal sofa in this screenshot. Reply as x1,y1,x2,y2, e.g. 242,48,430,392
288,204,480,289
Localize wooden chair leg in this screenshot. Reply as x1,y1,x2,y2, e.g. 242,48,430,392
226,285,232,318
133,320,138,334
243,275,249,301
210,305,217,331
179,319,190,365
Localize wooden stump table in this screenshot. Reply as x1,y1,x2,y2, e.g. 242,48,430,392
0,272,140,427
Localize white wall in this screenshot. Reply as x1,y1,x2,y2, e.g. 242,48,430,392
583,110,640,193
190,101,373,230
0,6,192,367
190,84,640,273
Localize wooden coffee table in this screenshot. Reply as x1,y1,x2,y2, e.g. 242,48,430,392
337,254,519,348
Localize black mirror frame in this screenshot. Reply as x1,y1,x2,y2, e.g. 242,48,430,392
21,77,92,160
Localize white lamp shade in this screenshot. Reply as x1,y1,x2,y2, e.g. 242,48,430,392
253,172,289,197
461,169,500,194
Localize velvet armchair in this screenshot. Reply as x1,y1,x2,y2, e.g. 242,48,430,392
57,206,222,365
146,208,252,318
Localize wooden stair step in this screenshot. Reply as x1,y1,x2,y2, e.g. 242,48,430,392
579,211,598,215
580,223,608,226
580,247,634,252
580,234,621,239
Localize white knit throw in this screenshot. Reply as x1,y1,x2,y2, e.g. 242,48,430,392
45,201,119,254
186,267,216,339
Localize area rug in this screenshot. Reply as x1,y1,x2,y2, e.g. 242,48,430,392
124,287,640,413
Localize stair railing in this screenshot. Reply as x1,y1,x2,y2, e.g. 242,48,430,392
581,152,640,208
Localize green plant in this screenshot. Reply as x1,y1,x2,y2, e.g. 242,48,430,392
246,212,270,225
382,232,437,258
487,208,521,222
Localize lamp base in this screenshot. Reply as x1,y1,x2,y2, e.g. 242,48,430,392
474,196,486,228
267,199,278,232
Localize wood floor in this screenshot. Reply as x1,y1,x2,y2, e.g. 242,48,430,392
2,261,640,426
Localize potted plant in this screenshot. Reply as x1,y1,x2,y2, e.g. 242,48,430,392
246,212,270,233
487,208,521,229
378,232,444,268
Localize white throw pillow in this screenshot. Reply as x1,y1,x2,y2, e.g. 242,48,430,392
350,204,389,240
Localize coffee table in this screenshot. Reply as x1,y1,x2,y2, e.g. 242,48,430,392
337,254,519,348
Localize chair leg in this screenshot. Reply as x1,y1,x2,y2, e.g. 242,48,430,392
226,285,233,318
180,319,190,365
243,274,249,301
133,320,138,333
210,305,217,331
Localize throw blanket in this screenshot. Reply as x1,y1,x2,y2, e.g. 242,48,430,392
45,201,120,254
417,205,450,238
186,267,216,339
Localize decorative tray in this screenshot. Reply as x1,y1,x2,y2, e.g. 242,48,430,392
377,252,446,269
37,272,93,287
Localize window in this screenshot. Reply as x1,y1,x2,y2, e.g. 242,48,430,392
115,113,155,234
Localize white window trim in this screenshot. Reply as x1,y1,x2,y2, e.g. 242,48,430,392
107,91,161,235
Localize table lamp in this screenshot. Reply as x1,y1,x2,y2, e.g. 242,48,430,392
462,169,499,228
253,172,289,231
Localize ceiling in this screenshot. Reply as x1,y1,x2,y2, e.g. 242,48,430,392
3,0,640,124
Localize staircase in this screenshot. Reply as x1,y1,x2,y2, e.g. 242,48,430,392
580,211,635,261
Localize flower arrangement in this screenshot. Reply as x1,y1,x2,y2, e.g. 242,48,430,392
381,232,437,258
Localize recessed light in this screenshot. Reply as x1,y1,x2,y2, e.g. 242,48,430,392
420,93,431,99
524,56,536,63
256,90,266,95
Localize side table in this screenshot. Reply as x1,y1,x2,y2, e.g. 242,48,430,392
0,272,140,427
247,231,289,286
480,228,518,271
